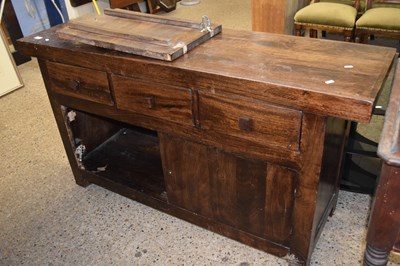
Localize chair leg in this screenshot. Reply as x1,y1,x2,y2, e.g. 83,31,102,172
344,29,353,42
360,34,369,44
309,29,318,38
294,25,304,37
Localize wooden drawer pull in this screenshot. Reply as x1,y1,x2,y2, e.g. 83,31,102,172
144,96,156,109
239,117,252,131
72,79,81,91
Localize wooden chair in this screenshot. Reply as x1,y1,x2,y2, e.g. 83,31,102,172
355,0,400,43
294,0,361,41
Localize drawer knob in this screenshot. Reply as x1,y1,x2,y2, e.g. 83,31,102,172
73,79,81,91
239,117,252,131
144,96,155,109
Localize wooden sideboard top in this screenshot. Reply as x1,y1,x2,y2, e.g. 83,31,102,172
17,24,397,123
378,59,400,166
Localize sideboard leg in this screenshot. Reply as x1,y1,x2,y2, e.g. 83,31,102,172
74,175,91,187
364,244,389,266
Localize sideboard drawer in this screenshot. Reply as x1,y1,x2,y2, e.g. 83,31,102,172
46,61,112,105
112,75,193,126
199,92,302,151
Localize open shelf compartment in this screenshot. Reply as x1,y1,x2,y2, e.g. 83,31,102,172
64,107,167,201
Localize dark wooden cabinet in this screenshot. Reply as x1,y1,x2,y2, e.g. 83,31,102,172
364,60,400,266
17,24,396,265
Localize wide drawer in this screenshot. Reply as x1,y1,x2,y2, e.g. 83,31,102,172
46,61,112,105
112,75,193,126
199,92,302,151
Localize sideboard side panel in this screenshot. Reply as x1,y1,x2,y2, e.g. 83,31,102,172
289,113,327,265
314,118,348,234
37,59,90,186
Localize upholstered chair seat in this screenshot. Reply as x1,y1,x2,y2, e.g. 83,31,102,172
355,0,400,43
320,0,366,13
294,0,361,41
356,8,400,31
295,3,358,28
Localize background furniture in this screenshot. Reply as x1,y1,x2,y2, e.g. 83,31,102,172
18,21,396,266
0,0,30,65
355,0,400,43
363,59,400,266
252,0,308,34
294,0,361,41
109,0,177,13
109,0,143,10
0,27,23,96
70,0,92,7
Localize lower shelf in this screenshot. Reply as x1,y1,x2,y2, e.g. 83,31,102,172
341,153,381,195
82,127,167,201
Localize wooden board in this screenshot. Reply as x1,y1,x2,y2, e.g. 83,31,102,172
57,8,222,61
252,0,308,34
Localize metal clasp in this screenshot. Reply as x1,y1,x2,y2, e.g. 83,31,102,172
200,16,213,35
75,144,86,162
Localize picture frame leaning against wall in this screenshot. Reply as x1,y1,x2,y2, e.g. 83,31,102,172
0,28,23,97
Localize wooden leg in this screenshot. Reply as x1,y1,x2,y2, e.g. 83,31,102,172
344,30,352,42
363,163,400,266
147,0,160,13
355,34,368,44
363,35,369,44
294,25,304,37
360,33,369,44
364,244,390,266
309,29,318,38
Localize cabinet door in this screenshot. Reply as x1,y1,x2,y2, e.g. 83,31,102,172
159,133,296,244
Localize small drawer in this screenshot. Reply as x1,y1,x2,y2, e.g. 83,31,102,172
112,75,193,126
199,92,302,151
46,61,112,105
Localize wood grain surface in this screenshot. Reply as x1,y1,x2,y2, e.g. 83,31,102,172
19,26,396,122
56,9,222,61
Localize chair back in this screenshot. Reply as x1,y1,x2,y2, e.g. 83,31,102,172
318,0,362,11
366,0,400,9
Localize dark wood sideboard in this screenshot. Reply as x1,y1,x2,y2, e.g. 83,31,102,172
364,59,400,266
17,26,396,265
